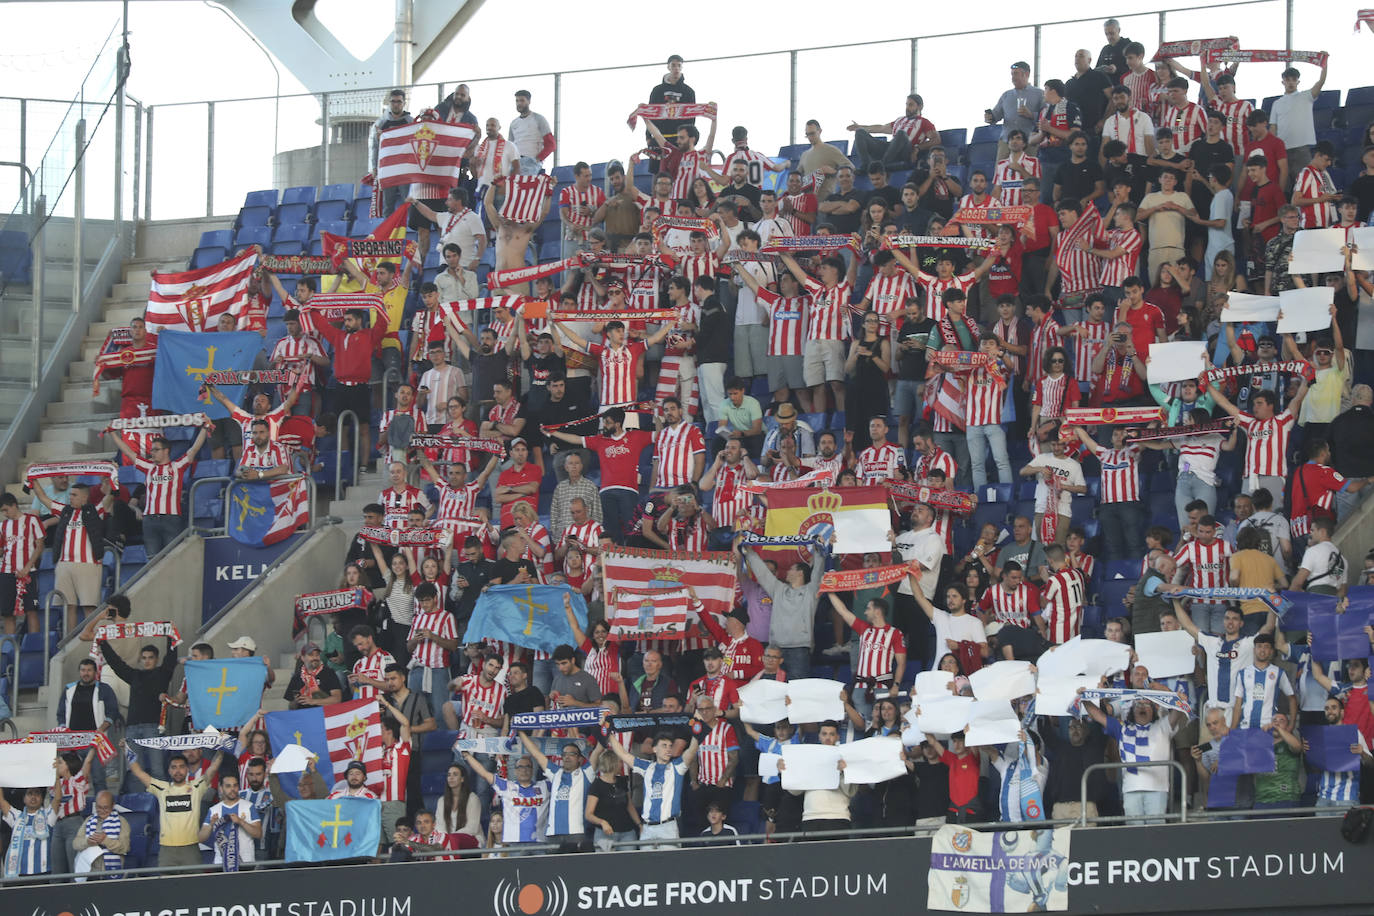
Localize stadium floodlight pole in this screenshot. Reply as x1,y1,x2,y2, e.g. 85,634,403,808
910,38,918,95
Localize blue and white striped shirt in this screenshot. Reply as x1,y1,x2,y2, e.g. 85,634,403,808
1197,633,1253,707
633,757,689,823
492,777,550,844
2,808,55,876
1317,733,1367,802
1231,663,1293,729
753,733,800,785
543,763,594,836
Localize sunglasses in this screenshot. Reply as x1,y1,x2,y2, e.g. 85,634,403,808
1050,358,1066,364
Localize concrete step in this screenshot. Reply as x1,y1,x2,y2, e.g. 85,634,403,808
109,282,150,303
46,400,116,423
38,423,101,450
59,381,115,409
23,438,111,462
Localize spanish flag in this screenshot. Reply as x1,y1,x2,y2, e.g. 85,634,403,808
764,486,893,555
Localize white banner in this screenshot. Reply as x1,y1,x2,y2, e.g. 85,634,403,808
779,743,843,791
1276,286,1335,334
1146,341,1209,384
1221,292,1280,323
928,825,1072,912
0,743,55,786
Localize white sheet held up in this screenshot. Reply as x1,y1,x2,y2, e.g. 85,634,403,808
785,678,845,724
758,752,782,780
968,660,1037,702
780,743,843,791
0,743,55,786
840,736,907,784
1134,630,1199,679
913,669,956,699
909,696,975,739
1287,228,1350,275
962,700,1023,747
1147,341,1209,384
738,680,790,724
1221,292,1281,324
1276,286,1335,334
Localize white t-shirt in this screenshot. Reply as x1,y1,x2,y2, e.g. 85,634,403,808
203,798,259,864
896,527,944,598
932,609,985,658
508,112,552,160
1108,716,1178,794
439,210,485,262
1300,541,1346,590
1269,91,1316,148
1027,454,1085,517
734,260,775,327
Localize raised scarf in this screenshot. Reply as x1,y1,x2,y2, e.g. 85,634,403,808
408,434,504,454
740,467,835,494
1040,472,1062,543
92,345,157,395
509,708,605,731
884,481,976,515
320,233,415,270
1201,361,1314,385
1151,37,1238,62
488,254,584,289
762,234,859,253
25,460,118,490
951,204,1031,226
1360,9,1374,32
819,560,917,594
626,102,717,129
295,587,371,619
90,621,182,669
202,369,295,386
107,412,210,431
258,253,337,275
1126,420,1233,442
1205,49,1327,67
883,234,994,250
3,730,116,763
1064,406,1163,426
358,525,451,548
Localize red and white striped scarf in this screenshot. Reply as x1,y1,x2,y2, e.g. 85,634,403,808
1205,48,1327,67
625,102,717,129
473,136,510,179
1054,205,1103,279
1359,9,1374,32
92,346,157,395
25,460,118,489
489,254,584,290
1040,471,1062,543
1151,37,1238,62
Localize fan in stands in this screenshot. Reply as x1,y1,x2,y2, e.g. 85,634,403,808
8,19,1374,885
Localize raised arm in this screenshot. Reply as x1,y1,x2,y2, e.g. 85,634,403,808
827,592,858,627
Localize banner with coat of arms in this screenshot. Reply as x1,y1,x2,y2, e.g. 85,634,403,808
764,485,892,555
927,825,1071,912
376,119,476,190
600,546,736,649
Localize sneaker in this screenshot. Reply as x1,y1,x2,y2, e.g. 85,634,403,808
821,643,849,657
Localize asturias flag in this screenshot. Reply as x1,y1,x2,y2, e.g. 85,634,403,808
264,707,334,795
226,479,309,547
184,657,267,729
284,797,381,862
151,329,262,419
467,584,588,655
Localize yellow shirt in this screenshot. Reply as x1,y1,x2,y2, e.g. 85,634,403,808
364,280,408,352
150,774,212,847
1301,360,1349,425
1230,548,1283,617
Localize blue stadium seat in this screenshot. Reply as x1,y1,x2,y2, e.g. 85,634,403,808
1348,85,1374,107
971,125,1000,144
194,459,231,479
351,217,381,238
939,128,967,150
777,143,808,161
826,139,849,155
18,632,56,687
122,810,154,868
590,161,608,180
278,186,317,225
1080,605,1105,639
1261,95,1278,113
1081,519,1100,539
354,194,375,218
420,771,447,795
1097,579,1132,616
276,222,310,246
233,225,272,254
552,165,576,182
190,246,227,269
236,188,277,228
1070,495,1095,526
981,482,1013,504
1314,89,1340,111
199,229,234,250
0,230,31,284
311,219,349,241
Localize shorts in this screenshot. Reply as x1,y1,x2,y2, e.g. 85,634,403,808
210,417,242,456
407,198,447,231
767,354,806,392
733,325,768,378
0,573,37,617
802,339,846,386
894,378,923,420
54,561,102,607
332,383,372,426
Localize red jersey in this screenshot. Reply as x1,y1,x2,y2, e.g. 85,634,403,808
58,504,106,564
756,290,808,357
856,442,903,483
1207,97,1253,151
1098,227,1143,288
689,674,740,715
457,674,507,736
583,429,653,493
653,421,705,489
863,271,916,322
852,620,906,682
1163,102,1207,148
496,462,542,529
1289,462,1346,536
584,340,648,407
131,453,194,516
979,583,1041,629
350,648,396,701
916,271,977,324
1094,444,1141,503
1172,537,1233,601
0,512,44,574
1041,568,1087,644
694,718,739,787
698,615,765,683
802,279,852,342
380,742,411,802
1236,411,1295,479
965,363,1008,427
708,462,752,530
409,608,457,669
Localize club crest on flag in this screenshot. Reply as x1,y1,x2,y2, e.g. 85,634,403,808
797,489,840,558
344,712,370,763
411,123,437,169
950,875,970,909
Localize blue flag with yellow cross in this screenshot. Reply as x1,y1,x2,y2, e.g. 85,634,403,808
151,329,262,419
184,657,268,728
285,798,381,862
467,583,588,655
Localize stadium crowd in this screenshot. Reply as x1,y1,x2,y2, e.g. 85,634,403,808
4,17,1374,877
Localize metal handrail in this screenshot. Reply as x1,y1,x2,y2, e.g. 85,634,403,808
186,475,233,528
1080,759,1190,825
334,409,361,500
380,367,402,421
0,161,34,220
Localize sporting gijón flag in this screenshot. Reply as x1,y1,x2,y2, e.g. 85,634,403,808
145,248,258,332
324,698,384,792
376,119,475,190
226,479,308,547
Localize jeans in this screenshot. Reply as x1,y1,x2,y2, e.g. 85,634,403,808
1174,471,1216,532
697,363,727,425
51,814,83,876
1098,500,1145,563
408,666,450,722
780,647,811,680
601,488,638,545
142,514,185,558
933,430,972,490
639,819,680,850
1315,797,1349,816
517,156,541,176
851,129,911,168
593,829,639,851
1192,602,1231,636
966,423,1012,489
1122,789,1168,825
124,722,166,789
1336,485,1373,525
533,658,556,697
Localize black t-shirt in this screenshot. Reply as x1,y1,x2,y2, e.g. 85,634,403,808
1352,174,1374,225
1186,138,1234,213
534,395,595,441
284,665,343,703
347,535,392,590
1065,70,1112,129
470,350,512,403
491,557,537,584
897,317,935,380
914,170,957,220
1145,151,1186,190
718,182,762,216
1055,158,1103,203
697,295,732,364
67,682,98,731
1104,156,1149,204
504,684,546,717
526,352,566,392
627,493,669,548
995,624,1051,662
588,777,638,833
899,206,935,235
823,190,864,234
865,185,901,211
912,758,950,818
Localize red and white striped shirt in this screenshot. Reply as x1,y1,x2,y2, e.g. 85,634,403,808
585,340,647,407
132,453,195,516
993,155,1042,207
380,742,410,802
232,406,286,456
1098,227,1143,288
351,648,395,701
409,607,457,669
1067,551,1095,582
486,398,520,431
1072,321,1111,385
1207,97,1253,152
668,514,712,552
670,150,710,200
1236,411,1295,478
653,421,706,488
852,620,906,682
520,522,554,580
457,674,507,736
757,290,808,356
435,480,480,531
241,441,289,472
708,463,752,530
1029,318,1063,383
1120,70,1157,115
694,719,739,787
559,184,606,239
965,363,1007,426
889,115,936,145
59,504,107,564
1094,443,1141,503
500,175,555,224
678,252,720,284
912,447,957,483
270,333,322,393
915,271,977,324
1164,102,1207,148
856,442,903,483
1041,568,1086,644
1,512,46,574
1031,374,1078,420
863,271,916,322
56,772,90,819
802,279,852,342
1294,165,1337,229
381,485,429,529
582,637,620,697
439,417,478,469
1173,537,1232,602
979,583,1041,628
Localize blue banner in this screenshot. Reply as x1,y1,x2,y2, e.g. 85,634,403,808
1308,602,1373,663
264,707,335,795
184,657,268,729
202,534,297,622
1304,724,1361,774
284,798,381,862
1217,727,1276,776
152,329,262,419
1280,586,1374,632
467,583,588,655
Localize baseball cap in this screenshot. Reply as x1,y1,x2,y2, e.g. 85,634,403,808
301,642,322,655
605,277,627,291
985,622,1004,637
1011,61,1031,72
346,761,366,774
702,646,724,660
728,607,751,626
508,437,527,449
228,636,257,652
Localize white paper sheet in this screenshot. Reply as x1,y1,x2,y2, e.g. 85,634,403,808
1221,292,1281,323
839,736,907,784
0,743,55,786
913,669,956,700
780,743,843,791
785,678,845,724
1147,341,1209,384
835,508,896,555
961,700,1022,747
1353,227,1374,271
1277,286,1335,333
912,696,975,736
1079,639,1133,678
758,752,782,780
1035,637,1086,679
738,680,790,724
1288,228,1350,275
269,742,317,774
1034,676,1100,717
968,660,1037,703
1134,630,1200,679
